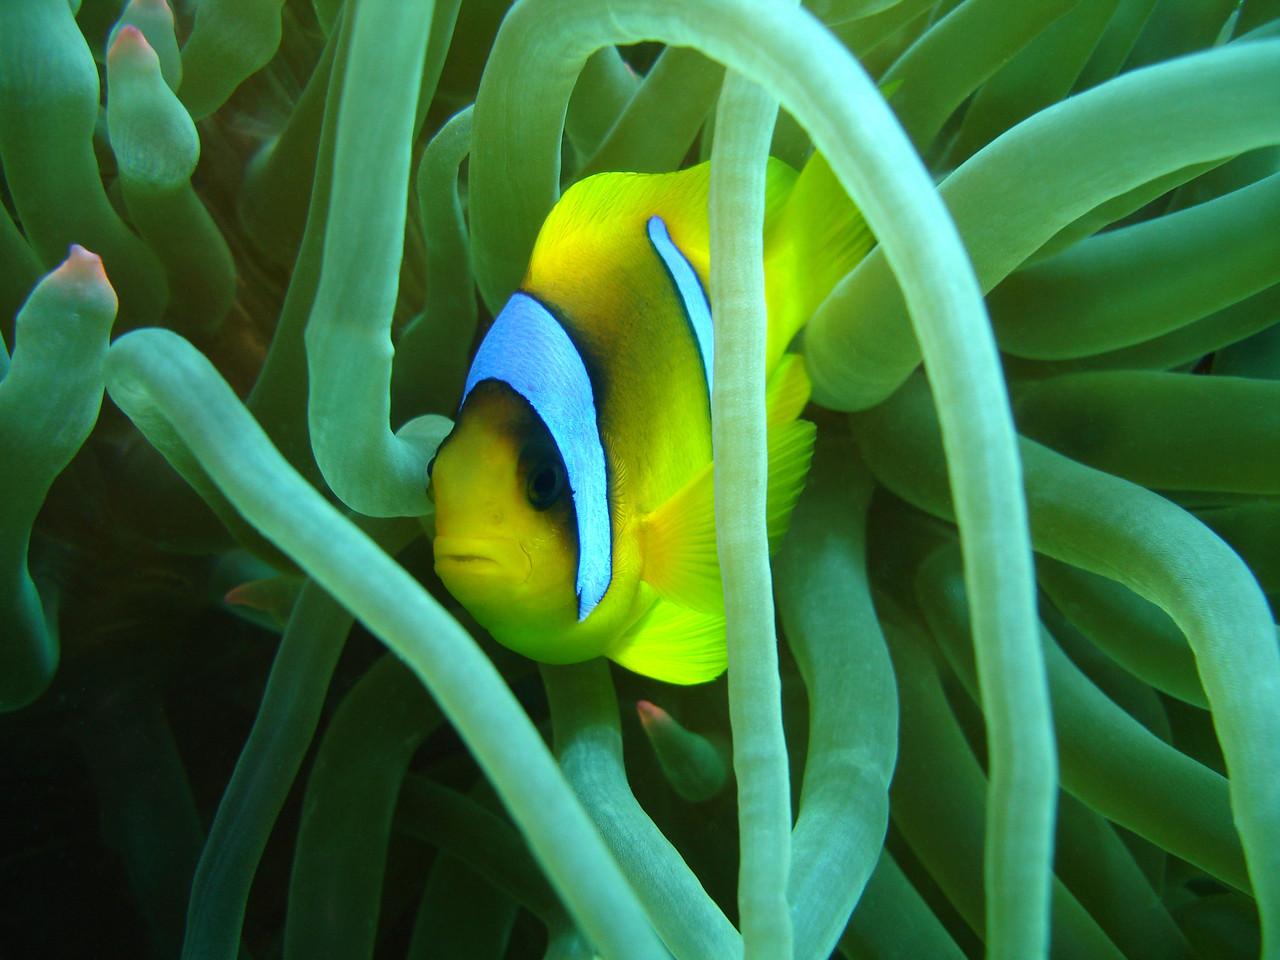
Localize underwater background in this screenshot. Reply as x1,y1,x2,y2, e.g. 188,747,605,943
2,0,1280,958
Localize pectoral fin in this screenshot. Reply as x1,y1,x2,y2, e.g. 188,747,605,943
640,418,817,615
764,151,875,372
640,455,719,613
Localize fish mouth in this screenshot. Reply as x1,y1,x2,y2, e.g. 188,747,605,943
433,536,532,584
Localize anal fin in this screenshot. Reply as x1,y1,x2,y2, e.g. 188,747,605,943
609,595,727,685
641,457,719,613
640,419,817,616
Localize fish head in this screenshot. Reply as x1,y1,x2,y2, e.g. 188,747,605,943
429,380,584,654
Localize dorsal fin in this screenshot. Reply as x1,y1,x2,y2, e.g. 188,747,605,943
532,166,713,297
533,155,868,381
639,418,817,615
532,159,800,363
763,152,874,371
534,159,799,290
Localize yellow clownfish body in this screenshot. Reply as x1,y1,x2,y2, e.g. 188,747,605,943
429,154,871,684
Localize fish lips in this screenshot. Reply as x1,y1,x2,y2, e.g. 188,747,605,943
432,536,533,586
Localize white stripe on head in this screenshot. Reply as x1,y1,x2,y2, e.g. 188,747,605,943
462,293,612,620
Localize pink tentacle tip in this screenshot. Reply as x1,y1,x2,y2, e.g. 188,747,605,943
57,246,118,306
223,584,254,609
66,244,101,265
107,24,157,66
636,699,671,731
60,245,105,279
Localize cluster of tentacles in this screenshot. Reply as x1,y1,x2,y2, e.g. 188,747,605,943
1,0,1278,958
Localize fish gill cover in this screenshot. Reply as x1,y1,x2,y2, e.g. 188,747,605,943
1,0,1279,959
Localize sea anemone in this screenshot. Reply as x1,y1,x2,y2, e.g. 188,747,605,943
2,0,1278,958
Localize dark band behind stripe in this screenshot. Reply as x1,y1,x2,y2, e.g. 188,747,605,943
647,216,714,394
462,293,611,620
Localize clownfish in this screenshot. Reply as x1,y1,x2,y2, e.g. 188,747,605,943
428,153,871,684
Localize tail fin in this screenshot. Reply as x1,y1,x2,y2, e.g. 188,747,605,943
764,152,874,372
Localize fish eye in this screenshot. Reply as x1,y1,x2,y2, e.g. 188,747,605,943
526,458,566,510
